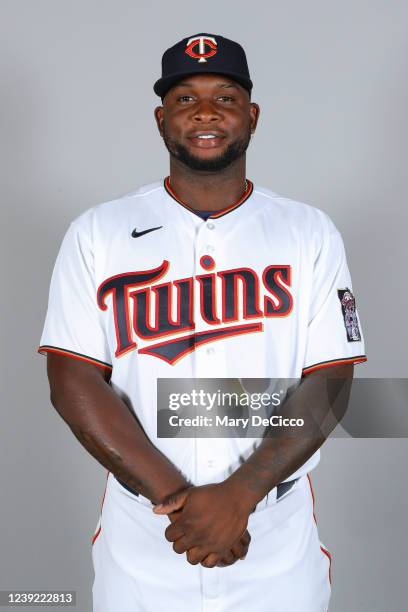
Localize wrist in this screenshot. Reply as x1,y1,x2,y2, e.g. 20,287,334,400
154,476,193,506
222,473,262,515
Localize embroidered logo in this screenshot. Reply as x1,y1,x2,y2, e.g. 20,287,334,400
97,258,293,364
185,36,218,63
131,226,162,238
338,288,361,342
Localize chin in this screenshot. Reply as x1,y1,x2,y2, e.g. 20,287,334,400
167,138,244,172
182,159,236,172
185,143,228,155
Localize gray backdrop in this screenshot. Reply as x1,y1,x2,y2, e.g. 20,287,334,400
1,1,407,610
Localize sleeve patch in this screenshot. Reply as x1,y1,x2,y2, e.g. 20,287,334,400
337,288,361,342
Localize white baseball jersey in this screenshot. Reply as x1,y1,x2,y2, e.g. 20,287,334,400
38,177,366,612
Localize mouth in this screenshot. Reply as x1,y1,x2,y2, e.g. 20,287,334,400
187,132,227,149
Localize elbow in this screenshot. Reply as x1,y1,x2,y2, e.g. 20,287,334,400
49,388,58,409
47,371,63,409
47,372,73,414
49,383,65,415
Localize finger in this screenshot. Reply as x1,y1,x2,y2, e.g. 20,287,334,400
187,546,209,565
167,509,183,523
218,549,236,566
200,553,220,569
230,540,247,560
172,536,190,555
237,530,251,559
165,522,185,543
153,490,190,514
240,530,251,547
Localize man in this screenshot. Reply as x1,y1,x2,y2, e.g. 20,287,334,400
38,33,367,611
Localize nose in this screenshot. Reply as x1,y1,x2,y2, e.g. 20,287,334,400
192,99,221,122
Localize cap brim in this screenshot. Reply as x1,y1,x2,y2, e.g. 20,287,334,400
153,70,253,99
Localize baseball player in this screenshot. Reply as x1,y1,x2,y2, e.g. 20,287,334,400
38,33,367,612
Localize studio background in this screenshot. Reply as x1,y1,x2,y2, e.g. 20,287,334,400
1,1,407,610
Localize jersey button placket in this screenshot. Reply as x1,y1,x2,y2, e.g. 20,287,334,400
193,223,208,489
194,220,222,379
195,221,229,488
194,221,217,487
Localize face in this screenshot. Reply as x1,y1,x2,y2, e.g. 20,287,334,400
154,73,260,172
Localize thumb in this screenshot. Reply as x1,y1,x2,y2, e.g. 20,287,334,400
153,490,190,514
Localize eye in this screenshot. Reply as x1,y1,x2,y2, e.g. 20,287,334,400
178,95,194,102
217,96,234,102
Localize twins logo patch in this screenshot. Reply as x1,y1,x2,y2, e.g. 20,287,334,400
338,288,361,342
185,36,217,63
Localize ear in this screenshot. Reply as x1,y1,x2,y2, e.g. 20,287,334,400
249,102,260,135
154,106,164,138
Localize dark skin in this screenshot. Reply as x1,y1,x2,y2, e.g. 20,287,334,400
152,73,354,565
47,353,250,568
46,72,354,569
47,354,352,568
154,73,260,211
46,74,258,567
154,364,353,566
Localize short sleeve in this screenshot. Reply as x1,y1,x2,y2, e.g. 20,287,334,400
302,217,367,375
38,219,112,371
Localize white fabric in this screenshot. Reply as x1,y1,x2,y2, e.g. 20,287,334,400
38,220,111,367
39,179,366,485
39,180,366,611
92,473,331,612
303,215,365,369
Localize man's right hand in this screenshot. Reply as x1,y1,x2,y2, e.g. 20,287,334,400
167,510,251,568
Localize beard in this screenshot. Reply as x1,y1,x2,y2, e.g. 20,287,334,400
162,125,252,172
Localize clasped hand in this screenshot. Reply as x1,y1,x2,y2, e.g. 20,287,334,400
153,482,253,568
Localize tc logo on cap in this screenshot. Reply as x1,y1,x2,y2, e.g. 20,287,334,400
185,36,217,63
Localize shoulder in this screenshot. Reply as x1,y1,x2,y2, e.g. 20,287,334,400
252,183,341,240
68,180,164,235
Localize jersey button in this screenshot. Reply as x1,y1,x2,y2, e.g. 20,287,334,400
207,222,215,230
206,347,215,355
205,244,215,253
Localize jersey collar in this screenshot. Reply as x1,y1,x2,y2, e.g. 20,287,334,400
163,175,254,219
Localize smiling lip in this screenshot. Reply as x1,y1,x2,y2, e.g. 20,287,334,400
188,133,226,149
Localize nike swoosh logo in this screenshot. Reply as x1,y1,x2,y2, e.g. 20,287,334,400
131,226,163,238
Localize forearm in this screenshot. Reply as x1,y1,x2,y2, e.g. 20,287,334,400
225,365,353,509
47,355,191,504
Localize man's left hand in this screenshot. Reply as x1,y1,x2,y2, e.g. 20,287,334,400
153,482,254,563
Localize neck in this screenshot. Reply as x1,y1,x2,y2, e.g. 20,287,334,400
168,158,247,212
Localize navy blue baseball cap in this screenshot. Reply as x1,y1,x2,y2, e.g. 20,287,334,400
153,33,253,100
